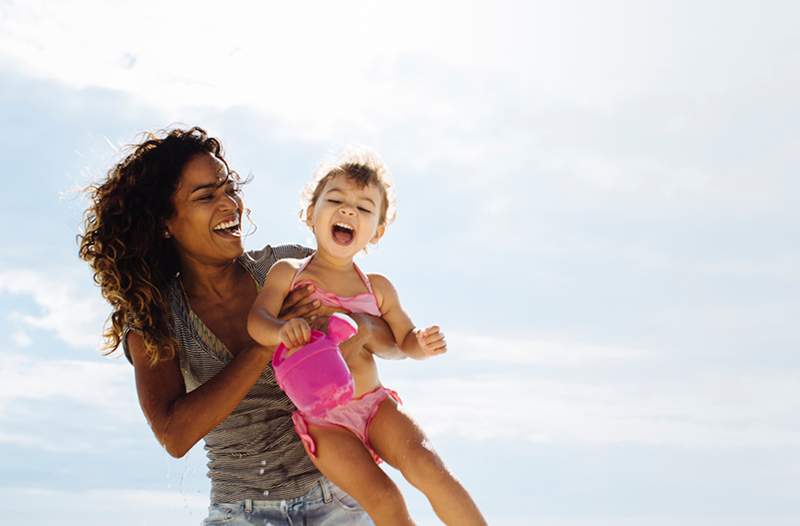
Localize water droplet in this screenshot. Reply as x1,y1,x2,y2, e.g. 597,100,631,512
261,460,266,465
263,490,270,496
259,468,265,475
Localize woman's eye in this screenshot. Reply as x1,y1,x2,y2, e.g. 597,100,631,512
199,194,214,201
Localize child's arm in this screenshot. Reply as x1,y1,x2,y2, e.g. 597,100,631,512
369,274,447,360
247,259,311,349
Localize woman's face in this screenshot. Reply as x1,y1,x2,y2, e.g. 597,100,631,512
164,152,244,265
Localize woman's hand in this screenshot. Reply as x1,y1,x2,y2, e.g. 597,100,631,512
309,312,373,347
278,285,356,322
346,313,406,360
278,284,321,321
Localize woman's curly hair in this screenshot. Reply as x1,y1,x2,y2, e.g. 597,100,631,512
79,127,234,365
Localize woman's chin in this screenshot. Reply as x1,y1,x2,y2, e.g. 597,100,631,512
213,235,245,258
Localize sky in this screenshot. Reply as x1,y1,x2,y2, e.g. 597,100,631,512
0,0,798,524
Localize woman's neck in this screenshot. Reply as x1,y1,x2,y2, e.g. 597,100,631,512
178,254,244,301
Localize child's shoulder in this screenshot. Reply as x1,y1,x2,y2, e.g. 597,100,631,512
276,256,308,268
366,273,398,297
267,257,306,280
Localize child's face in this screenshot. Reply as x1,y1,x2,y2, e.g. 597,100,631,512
308,174,385,259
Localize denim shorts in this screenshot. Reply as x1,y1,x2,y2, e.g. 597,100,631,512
202,478,374,525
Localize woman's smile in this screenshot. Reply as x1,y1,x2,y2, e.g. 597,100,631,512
212,215,242,238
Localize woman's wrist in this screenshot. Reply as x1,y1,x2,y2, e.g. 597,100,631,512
245,342,276,363
350,313,406,360
347,313,373,348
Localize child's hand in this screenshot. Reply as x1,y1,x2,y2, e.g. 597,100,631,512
415,325,447,358
279,318,311,349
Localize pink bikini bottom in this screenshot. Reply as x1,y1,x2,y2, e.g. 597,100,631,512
292,386,402,464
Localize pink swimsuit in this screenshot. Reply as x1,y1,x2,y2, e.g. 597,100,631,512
288,255,401,464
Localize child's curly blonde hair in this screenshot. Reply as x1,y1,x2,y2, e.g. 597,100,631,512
300,148,397,227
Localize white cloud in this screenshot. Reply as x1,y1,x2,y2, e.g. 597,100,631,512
4,0,797,254
1,487,207,525
2,488,796,526
394,370,800,448
0,351,134,417
0,269,107,351
0,350,139,452
447,332,646,367
0,0,479,139
4,0,794,145
382,333,800,448
461,518,800,526
11,330,32,347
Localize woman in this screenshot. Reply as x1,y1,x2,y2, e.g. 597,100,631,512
79,127,401,524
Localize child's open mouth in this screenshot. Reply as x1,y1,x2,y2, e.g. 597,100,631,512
331,222,355,245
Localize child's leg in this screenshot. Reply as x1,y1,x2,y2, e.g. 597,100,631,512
303,422,415,526
368,399,488,526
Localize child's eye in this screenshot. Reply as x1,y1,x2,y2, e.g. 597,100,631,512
327,199,342,204
357,207,372,213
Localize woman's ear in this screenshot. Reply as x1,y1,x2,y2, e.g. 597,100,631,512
370,224,386,244
163,217,175,239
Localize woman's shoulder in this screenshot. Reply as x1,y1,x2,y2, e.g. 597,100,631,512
121,277,183,364
245,243,313,265
241,243,313,283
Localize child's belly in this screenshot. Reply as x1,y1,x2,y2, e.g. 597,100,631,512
345,349,382,397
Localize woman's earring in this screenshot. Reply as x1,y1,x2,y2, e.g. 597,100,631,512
163,230,171,239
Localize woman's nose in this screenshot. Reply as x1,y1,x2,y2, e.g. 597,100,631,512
220,192,239,211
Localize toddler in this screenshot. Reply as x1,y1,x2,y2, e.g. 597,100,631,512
248,152,486,525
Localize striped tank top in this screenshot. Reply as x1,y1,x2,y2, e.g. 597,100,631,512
124,244,319,504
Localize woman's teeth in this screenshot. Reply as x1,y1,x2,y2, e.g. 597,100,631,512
213,217,240,231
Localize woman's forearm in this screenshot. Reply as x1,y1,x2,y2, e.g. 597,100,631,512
349,313,406,360
130,331,273,458
144,343,273,458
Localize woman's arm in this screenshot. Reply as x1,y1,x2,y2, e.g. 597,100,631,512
305,302,404,360
127,333,273,458
346,312,406,360
129,283,323,458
